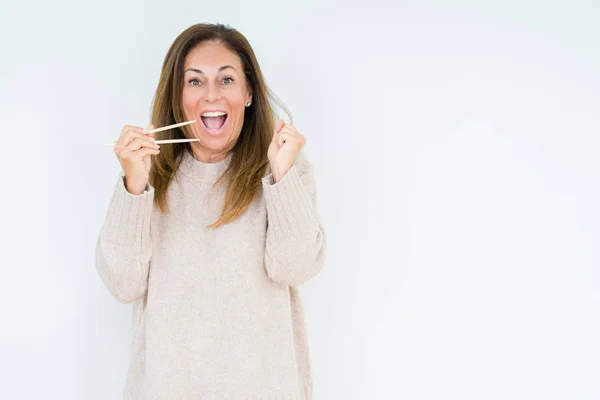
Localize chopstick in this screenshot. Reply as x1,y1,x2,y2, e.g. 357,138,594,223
104,138,200,147
104,120,197,147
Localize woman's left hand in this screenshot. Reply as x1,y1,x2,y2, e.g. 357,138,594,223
268,119,307,183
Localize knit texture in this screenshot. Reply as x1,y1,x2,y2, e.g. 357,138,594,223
95,149,326,400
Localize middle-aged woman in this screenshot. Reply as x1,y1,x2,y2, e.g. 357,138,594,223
95,22,327,400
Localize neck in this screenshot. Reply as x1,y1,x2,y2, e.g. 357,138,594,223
190,143,230,163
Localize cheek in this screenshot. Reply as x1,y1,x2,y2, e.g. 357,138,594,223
182,89,199,110
227,93,246,114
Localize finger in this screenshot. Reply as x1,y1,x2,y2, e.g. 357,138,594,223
278,125,299,137
119,125,145,143
123,127,152,141
278,132,292,147
281,125,306,140
115,134,153,156
274,119,285,135
277,126,296,143
143,124,155,139
130,147,160,160
273,124,292,145
116,129,153,152
278,127,306,147
129,137,160,151
122,137,160,155
120,144,160,161
121,125,144,135
281,123,300,135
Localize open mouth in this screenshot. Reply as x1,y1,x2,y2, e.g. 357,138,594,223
200,111,228,134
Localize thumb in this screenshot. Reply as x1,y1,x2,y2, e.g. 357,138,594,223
274,119,285,135
144,124,155,139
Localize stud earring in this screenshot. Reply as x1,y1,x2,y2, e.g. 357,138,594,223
245,101,252,107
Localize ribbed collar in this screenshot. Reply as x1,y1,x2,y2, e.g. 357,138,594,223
178,149,233,183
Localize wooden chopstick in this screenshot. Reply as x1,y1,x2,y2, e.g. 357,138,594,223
103,138,200,147
104,120,197,146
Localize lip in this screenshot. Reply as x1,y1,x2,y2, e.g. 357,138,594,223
199,109,229,136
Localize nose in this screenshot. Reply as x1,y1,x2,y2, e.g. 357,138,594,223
204,81,220,103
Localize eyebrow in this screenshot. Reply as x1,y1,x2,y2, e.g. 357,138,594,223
184,65,237,74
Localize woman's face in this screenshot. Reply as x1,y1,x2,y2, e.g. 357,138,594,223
182,41,252,162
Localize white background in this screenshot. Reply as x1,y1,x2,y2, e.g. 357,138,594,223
1,0,598,399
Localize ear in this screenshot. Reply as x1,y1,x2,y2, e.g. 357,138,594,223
246,86,253,105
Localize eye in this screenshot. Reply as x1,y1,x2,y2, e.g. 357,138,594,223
222,77,234,84
188,78,201,86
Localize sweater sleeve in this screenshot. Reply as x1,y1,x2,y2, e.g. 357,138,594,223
262,152,327,286
95,174,154,303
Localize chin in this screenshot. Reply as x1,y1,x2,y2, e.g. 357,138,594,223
196,129,239,151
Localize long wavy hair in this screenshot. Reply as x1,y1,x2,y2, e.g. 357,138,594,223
148,23,290,228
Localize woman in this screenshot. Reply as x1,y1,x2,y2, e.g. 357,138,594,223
95,23,326,399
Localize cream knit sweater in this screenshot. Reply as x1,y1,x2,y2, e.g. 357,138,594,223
95,149,326,400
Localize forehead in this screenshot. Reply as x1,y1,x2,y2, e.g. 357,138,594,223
184,41,243,71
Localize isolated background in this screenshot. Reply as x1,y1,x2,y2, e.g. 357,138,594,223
1,0,598,399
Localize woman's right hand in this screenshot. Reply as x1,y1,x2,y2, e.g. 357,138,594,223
114,124,160,195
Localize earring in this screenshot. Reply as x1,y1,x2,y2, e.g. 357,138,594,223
246,101,252,107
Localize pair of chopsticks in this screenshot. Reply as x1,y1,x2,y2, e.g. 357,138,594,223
104,120,200,147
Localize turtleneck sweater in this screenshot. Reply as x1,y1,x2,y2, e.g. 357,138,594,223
95,149,327,400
